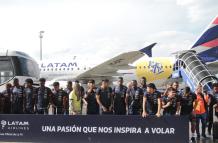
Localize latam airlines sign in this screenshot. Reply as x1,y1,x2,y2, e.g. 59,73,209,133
0,115,189,143
41,62,78,68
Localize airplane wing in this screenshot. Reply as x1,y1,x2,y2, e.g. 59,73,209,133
76,43,156,80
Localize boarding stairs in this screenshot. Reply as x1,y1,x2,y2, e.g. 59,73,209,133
173,50,218,92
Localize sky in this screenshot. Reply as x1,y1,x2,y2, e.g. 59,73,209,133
0,0,218,63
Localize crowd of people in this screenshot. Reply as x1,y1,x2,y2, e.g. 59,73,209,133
0,77,218,142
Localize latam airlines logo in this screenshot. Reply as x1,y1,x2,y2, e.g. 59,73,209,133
1,120,7,129
41,62,78,68
0,120,30,131
148,61,164,75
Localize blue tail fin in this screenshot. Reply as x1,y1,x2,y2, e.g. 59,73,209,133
192,16,218,62
140,43,157,57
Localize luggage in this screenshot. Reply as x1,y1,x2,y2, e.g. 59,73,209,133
213,122,218,141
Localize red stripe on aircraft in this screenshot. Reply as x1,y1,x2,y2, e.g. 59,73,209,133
212,17,218,25
202,38,218,48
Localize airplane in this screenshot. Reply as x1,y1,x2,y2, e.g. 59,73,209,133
39,16,218,87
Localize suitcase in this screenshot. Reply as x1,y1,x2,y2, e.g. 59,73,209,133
213,122,218,141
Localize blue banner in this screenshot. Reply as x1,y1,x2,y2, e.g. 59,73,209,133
0,115,189,143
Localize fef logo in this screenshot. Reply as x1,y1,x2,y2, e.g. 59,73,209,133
148,61,164,75
1,120,7,129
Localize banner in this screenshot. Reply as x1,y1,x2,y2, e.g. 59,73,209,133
0,115,189,143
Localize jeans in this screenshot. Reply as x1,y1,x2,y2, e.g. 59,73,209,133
196,112,207,136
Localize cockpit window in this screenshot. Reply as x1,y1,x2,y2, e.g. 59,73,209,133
0,58,14,85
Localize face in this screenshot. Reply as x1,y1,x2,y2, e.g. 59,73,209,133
127,82,132,89
196,85,203,94
140,78,146,86
168,90,176,98
26,82,31,88
88,82,95,89
132,81,137,87
53,85,59,91
214,86,218,93
67,83,72,89
40,81,45,87
102,81,108,88
147,87,154,94
118,79,123,86
172,82,179,90
13,80,19,86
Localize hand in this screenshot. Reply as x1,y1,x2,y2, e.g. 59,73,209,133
142,111,148,118
102,106,108,112
166,101,171,106
72,111,77,115
156,113,161,117
109,106,113,111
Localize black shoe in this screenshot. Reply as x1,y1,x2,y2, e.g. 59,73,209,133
191,137,196,142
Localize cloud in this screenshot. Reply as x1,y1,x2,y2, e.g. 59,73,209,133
176,0,218,23
146,30,195,56
0,0,217,64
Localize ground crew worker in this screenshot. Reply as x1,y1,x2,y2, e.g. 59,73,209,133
36,78,53,114
23,78,36,114
1,83,12,114
193,85,208,139
96,79,113,115
112,77,127,115
52,82,68,114
180,86,197,142
11,78,24,114
84,80,99,115
126,80,143,115
162,87,180,116
142,83,161,117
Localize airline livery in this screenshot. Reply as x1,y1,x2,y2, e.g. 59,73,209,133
39,16,218,85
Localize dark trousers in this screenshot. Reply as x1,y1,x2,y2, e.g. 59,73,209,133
196,112,207,136
208,108,213,134
54,107,64,115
